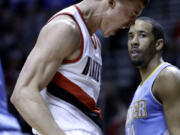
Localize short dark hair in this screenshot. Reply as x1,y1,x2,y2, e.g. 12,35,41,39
137,16,165,41
141,0,150,7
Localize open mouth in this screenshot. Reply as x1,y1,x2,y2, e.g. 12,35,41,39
131,49,140,57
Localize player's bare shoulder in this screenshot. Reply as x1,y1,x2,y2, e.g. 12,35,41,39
157,65,180,85
44,13,81,46
153,65,180,103
35,13,82,60
47,12,80,34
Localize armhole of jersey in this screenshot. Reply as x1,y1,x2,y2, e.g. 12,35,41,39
151,80,162,106
150,64,172,106
47,12,84,64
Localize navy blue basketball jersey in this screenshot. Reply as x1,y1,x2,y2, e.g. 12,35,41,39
125,62,170,135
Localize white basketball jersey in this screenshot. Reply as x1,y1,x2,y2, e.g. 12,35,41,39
47,5,102,106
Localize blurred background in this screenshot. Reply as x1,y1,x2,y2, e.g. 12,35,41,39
0,0,180,134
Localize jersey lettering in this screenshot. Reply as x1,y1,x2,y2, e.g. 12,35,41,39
127,122,135,135
126,100,147,125
82,56,101,82
138,100,147,117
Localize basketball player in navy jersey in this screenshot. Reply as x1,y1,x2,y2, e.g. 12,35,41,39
0,59,23,135
126,17,180,135
11,0,149,135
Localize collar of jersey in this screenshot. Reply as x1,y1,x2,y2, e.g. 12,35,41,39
140,62,164,86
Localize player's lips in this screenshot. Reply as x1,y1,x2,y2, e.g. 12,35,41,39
130,49,140,57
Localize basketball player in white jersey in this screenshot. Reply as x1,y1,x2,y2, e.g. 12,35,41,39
10,0,149,135
126,17,180,135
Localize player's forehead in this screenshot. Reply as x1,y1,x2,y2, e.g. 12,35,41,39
129,20,153,34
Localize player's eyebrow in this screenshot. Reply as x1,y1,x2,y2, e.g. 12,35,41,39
128,30,148,36
138,30,149,34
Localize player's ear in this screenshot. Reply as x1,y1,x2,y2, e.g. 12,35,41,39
155,39,164,51
108,0,116,9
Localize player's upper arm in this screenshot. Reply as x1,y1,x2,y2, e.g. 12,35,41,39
154,66,180,135
15,17,81,92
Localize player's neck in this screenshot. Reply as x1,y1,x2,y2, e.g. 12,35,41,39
76,1,103,36
139,56,163,84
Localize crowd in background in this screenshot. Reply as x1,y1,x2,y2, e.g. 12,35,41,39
0,0,180,134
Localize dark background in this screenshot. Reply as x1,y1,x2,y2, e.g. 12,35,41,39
0,0,180,134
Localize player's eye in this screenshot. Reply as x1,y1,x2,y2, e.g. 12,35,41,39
139,33,146,38
128,34,134,40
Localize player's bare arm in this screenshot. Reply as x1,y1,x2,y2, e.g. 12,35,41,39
153,66,180,135
10,16,81,135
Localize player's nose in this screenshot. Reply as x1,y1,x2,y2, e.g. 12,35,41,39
131,35,139,47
